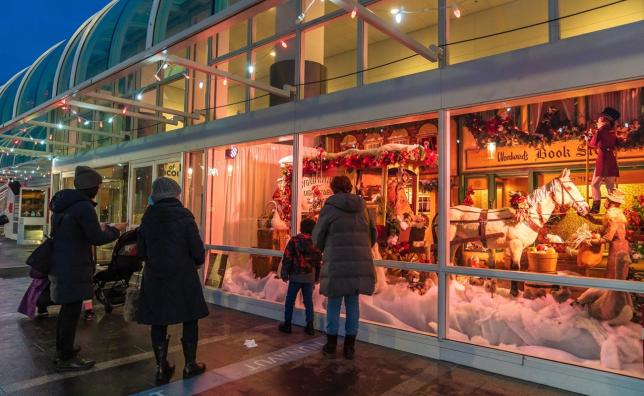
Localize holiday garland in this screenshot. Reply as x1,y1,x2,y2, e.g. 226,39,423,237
465,114,644,149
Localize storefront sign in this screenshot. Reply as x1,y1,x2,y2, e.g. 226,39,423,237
301,175,333,211
158,162,181,182
465,140,644,172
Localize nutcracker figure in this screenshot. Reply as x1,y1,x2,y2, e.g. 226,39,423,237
589,107,621,214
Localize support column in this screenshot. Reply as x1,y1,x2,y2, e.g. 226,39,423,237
548,0,560,43
437,109,451,340
438,0,449,68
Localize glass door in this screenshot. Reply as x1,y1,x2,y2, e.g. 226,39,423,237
130,163,154,226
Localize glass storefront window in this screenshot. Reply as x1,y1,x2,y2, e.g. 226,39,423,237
365,0,438,85
213,54,247,118
250,36,296,111
300,118,439,266
184,151,205,230
215,19,248,58
559,0,643,39
205,137,294,250
252,0,296,43
301,14,358,98
298,0,339,23
95,164,129,264
161,78,186,132
448,0,548,65
156,160,182,185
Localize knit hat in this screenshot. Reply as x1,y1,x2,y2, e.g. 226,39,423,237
606,189,625,205
74,166,103,189
151,177,181,202
600,107,620,122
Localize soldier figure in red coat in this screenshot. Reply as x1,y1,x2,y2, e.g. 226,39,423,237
589,107,621,214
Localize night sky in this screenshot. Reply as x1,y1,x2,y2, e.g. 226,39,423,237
0,1,108,84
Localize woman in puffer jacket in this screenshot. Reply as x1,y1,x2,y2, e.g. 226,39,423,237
313,175,376,359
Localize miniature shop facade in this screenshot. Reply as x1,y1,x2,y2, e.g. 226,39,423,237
198,79,644,392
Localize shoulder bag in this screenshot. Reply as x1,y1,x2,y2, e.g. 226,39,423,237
25,214,65,275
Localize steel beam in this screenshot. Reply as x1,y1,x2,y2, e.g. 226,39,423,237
67,100,179,125
83,91,201,119
328,0,441,62
164,55,294,99
0,134,88,149
27,120,125,139
0,147,51,158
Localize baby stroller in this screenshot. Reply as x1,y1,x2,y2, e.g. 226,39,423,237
94,229,143,313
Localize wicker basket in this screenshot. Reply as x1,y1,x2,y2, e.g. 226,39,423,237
527,250,558,273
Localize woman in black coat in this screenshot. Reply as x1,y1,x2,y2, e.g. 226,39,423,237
49,166,126,371
136,177,209,384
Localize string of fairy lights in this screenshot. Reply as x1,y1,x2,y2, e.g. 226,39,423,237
0,0,628,177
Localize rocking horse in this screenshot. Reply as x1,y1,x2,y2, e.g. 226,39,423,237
448,168,590,296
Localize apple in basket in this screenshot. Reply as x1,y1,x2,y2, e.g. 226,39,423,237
536,244,548,252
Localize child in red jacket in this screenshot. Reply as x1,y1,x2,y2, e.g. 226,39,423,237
278,218,322,335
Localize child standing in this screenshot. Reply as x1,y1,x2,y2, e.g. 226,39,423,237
279,218,322,335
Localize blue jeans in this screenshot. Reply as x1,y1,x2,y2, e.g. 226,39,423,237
284,282,314,323
325,294,360,336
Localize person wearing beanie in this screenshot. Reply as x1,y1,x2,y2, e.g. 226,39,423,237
589,107,621,214
136,177,209,384
48,166,127,372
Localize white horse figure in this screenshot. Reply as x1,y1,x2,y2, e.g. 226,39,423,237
449,169,589,295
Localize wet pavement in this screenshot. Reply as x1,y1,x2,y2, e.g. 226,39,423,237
0,241,578,396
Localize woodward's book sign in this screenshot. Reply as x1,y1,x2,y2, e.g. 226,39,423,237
465,140,644,172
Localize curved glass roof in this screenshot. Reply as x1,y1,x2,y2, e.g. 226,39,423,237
0,70,27,124
16,42,66,115
75,0,154,85
153,0,215,45
55,18,95,96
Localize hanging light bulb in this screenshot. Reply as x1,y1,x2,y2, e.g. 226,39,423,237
99,121,104,128
248,65,255,74
108,117,114,124
395,12,402,24
223,78,228,86
391,8,402,24
57,123,63,130
452,4,461,18
162,63,168,70
122,107,128,114
270,50,276,57
183,73,190,79
350,8,357,18
77,116,83,124
198,80,204,89
154,74,161,82
136,93,144,100
280,40,288,48
486,141,496,160
84,120,90,126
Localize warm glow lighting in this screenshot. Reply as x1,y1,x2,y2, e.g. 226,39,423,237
227,164,233,176
223,78,228,86
198,81,204,89
136,93,143,100
486,141,496,160
183,73,190,79
187,167,193,176
122,107,128,114
506,107,512,112
72,110,77,115
162,63,168,70
77,117,82,123
395,12,402,23
270,51,276,57
452,4,461,18
99,121,104,128
350,8,357,18
248,65,255,74
154,74,161,82
390,8,399,14
280,40,288,48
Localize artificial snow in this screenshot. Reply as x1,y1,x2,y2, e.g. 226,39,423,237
222,260,643,377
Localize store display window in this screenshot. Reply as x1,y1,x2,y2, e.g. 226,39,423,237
448,83,644,378
20,190,46,218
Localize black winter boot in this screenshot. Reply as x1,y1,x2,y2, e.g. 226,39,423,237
304,321,315,335
182,339,206,379
153,336,175,385
590,200,601,214
343,335,357,360
322,334,338,358
278,321,292,334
